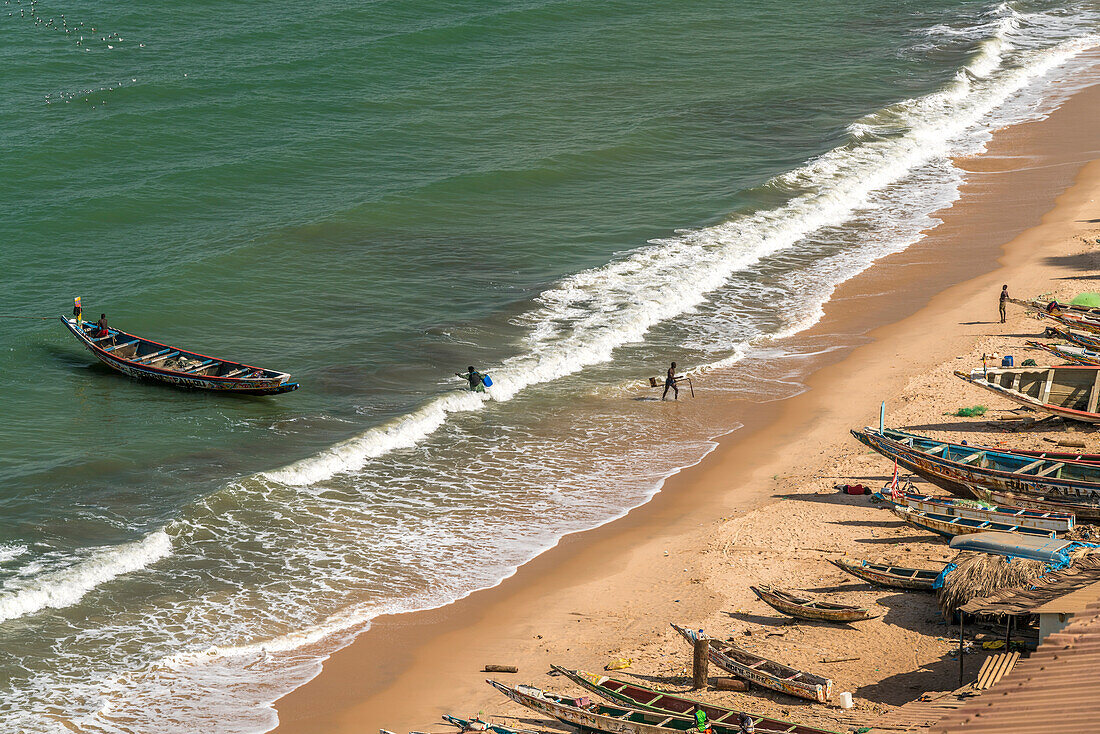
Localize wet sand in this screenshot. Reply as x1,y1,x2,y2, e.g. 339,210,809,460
274,58,1100,734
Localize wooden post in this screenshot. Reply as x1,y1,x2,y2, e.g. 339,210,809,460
958,613,965,687
692,635,709,690
1005,616,1013,648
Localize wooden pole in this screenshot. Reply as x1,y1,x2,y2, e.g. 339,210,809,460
692,635,709,690
1006,616,1013,648
958,613,965,687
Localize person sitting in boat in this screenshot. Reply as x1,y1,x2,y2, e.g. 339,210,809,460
692,707,713,734
738,712,755,734
93,313,110,339
456,366,485,392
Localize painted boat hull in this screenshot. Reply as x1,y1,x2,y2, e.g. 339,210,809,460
829,559,940,591
1028,340,1100,367
882,426,1100,466
853,428,1100,503
750,585,879,623
970,487,1100,522
549,666,839,734
671,624,831,703
897,491,1073,533
891,506,1057,539
954,366,1100,424
62,317,298,395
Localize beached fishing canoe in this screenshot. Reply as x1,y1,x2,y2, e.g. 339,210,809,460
442,715,535,734
487,680,762,734
829,559,941,591
1043,324,1100,352
881,426,1100,465
853,427,1100,502
969,486,1100,522
62,317,298,395
749,585,880,623
891,505,1057,539
1039,311,1100,335
1028,340,1100,367
1008,297,1100,317
549,666,839,734
875,489,1074,533
954,365,1100,424
671,624,832,702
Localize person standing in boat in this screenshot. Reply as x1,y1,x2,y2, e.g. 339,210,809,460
999,285,1009,324
456,366,485,392
94,313,109,338
662,361,679,401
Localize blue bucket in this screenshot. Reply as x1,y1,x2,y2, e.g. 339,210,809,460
1002,355,1014,368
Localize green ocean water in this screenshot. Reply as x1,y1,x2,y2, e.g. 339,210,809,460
0,0,1097,731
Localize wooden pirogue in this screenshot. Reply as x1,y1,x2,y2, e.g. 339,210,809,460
875,489,1075,533
750,585,880,623
442,715,535,734
1043,324,1100,352
890,505,1057,539
62,317,298,395
829,559,942,592
1008,297,1100,317
549,666,839,734
879,426,1100,465
852,426,1100,503
1028,340,1100,367
969,486,1100,522
954,365,1100,423
671,624,832,702
487,680,771,734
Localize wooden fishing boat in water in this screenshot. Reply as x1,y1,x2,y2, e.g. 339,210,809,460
954,365,1100,424
970,486,1100,522
875,489,1074,533
880,427,1100,465
750,585,880,623
890,505,1057,539
548,666,839,734
671,624,832,702
829,559,942,592
487,680,767,734
62,317,298,395
1028,340,1100,367
853,427,1100,502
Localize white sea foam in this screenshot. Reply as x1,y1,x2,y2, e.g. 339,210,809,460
0,531,172,624
0,543,29,565
264,6,1098,487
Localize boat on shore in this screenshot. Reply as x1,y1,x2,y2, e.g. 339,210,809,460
750,585,880,623
671,624,832,702
486,680,764,734
1028,340,1100,367
830,559,942,591
1043,324,1100,352
442,715,535,734
853,427,1100,502
61,317,298,395
954,365,1100,424
548,666,840,734
875,489,1074,533
1008,297,1100,317
880,426,1100,465
891,505,1058,539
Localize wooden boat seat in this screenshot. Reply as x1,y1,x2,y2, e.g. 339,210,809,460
1036,462,1064,477
223,367,251,378
143,351,179,365
104,339,139,353
1017,459,1045,474
89,332,114,343
130,348,170,364
957,451,984,465
179,359,215,374
922,443,947,456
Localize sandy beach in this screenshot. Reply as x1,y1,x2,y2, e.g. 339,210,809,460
274,59,1100,734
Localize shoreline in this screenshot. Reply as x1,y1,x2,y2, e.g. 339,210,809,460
273,62,1100,733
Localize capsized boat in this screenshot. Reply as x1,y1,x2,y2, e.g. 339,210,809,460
750,585,880,623
548,666,839,734
853,427,1100,502
1028,341,1100,367
875,489,1074,533
830,559,942,592
948,531,1074,563
891,505,1057,539
62,317,298,395
671,624,832,703
487,680,765,734
954,365,1100,424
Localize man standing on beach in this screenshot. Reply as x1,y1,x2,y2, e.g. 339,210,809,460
999,285,1009,323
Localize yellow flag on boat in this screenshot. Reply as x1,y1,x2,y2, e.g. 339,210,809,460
73,296,82,324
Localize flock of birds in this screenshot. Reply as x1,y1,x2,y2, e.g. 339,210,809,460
5,0,144,51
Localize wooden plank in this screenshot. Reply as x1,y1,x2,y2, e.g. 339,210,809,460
1016,459,1045,474
958,451,984,465
1042,371,1055,403
1090,371,1100,413
179,359,215,374
104,339,139,353
1036,462,1065,477
131,348,170,364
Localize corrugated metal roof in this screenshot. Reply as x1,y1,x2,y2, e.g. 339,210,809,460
957,556,1100,617
929,600,1100,733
